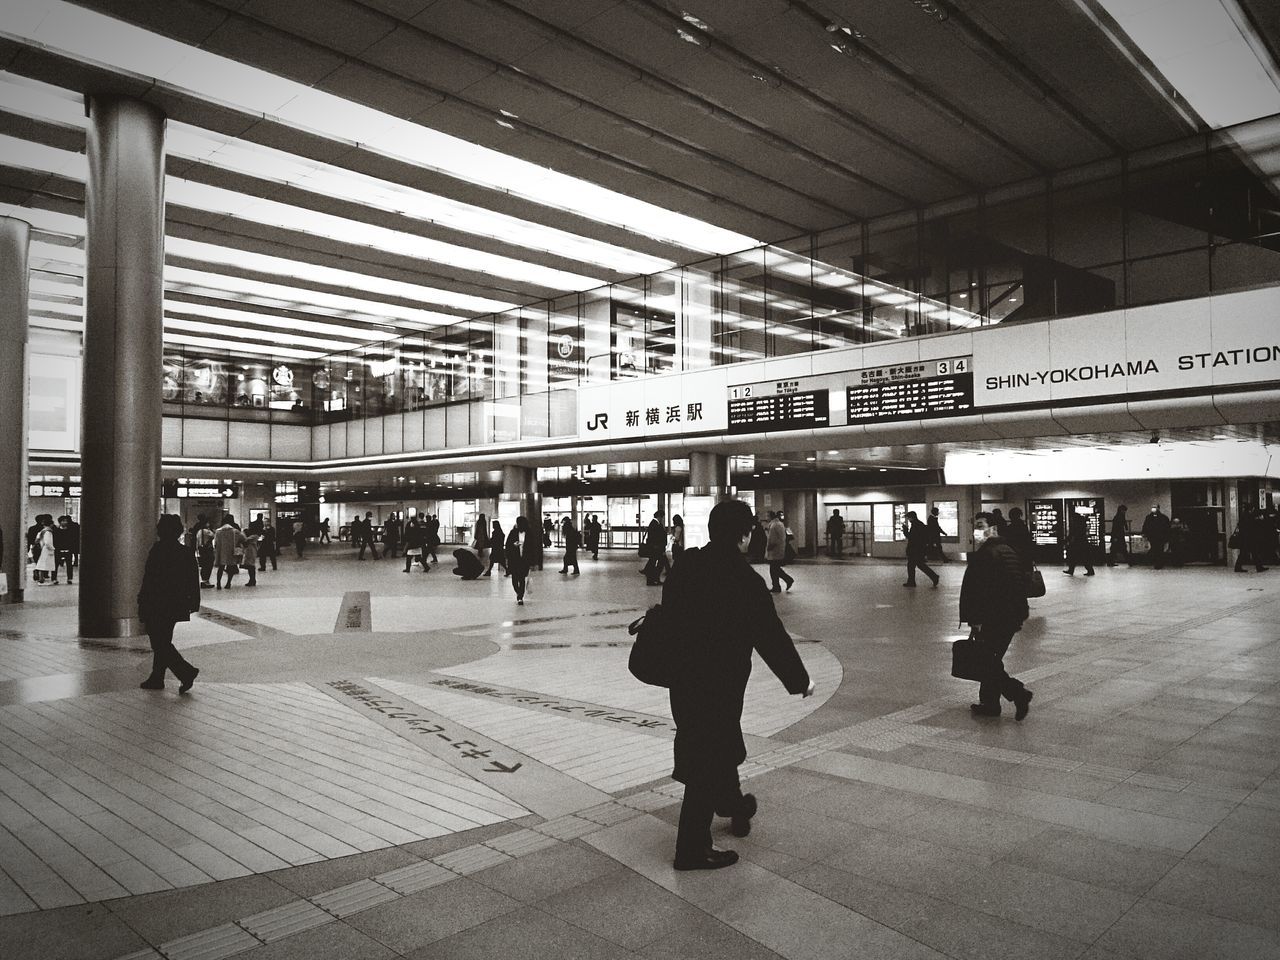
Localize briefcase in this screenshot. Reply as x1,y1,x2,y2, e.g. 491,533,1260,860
951,632,994,682
1026,567,1046,598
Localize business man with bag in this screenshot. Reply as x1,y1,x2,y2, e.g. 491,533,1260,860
957,512,1033,721
660,499,814,870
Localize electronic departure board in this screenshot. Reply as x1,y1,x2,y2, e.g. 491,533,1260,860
728,389,830,434
1028,498,1064,547
846,356,974,423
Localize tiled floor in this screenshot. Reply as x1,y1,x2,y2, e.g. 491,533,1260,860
1,545,1278,959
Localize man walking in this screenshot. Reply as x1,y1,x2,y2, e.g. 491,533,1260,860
764,511,794,593
1142,504,1171,570
961,512,1032,720
663,500,814,870
641,510,669,585
903,511,940,587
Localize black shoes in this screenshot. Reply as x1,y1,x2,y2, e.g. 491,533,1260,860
930,575,939,587
730,794,757,838
674,847,739,871
1014,690,1033,721
140,678,164,690
179,668,199,694
970,703,1000,717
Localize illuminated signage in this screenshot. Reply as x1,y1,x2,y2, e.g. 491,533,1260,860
847,356,973,422
728,389,830,434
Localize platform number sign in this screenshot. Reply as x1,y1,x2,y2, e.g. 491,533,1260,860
936,358,967,376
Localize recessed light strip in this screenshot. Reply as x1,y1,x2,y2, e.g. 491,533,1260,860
0,0,759,254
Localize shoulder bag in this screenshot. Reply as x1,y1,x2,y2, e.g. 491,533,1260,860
951,628,996,682
1026,566,1046,598
628,604,673,687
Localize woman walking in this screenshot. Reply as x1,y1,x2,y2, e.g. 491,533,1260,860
485,520,506,576
34,517,57,585
670,514,686,566
138,514,201,692
403,517,429,572
506,516,533,604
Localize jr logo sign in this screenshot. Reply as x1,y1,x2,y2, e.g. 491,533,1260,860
586,412,609,431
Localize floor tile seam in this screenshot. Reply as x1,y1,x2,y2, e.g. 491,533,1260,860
16,700,351,871
107,815,608,960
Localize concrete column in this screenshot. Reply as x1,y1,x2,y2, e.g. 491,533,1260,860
0,217,30,603
683,452,734,548
500,465,542,567
79,96,166,638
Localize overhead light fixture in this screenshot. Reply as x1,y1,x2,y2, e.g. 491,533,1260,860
676,28,707,46
681,11,710,30
495,118,515,130
806,456,817,461
827,450,838,455
3,2,758,254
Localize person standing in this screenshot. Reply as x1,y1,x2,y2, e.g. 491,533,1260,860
426,515,440,565
26,516,45,583
358,512,380,560
1063,511,1096,576
403,517,428,572
54,515,80,585
664,499,814,870
1004,507,1034,572
926,507,946,562
241,530,259,586
1142,504,1172,569
293,521,307,559
259,521,278,572
138,514,201,693
485,519,506,576
473,513,489,562
213,515,245,589
195,518,216,587
584,515,599,560
826,510,845,557
384,513,402,560
1234,508,1268,573
903,511,939,588
961,512,1032,720
506,516,533,604
560,517,580,575
642,510,669,585
764,511,794,593
1107,505,1130,566
670,514,686,566
34,517,57,584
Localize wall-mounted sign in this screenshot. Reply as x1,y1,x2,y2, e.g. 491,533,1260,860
846,356,973,422
728,388,830,434
163,479,239,499
1028,498,1064,547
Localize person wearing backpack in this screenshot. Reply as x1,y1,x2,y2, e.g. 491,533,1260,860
661,499,814,871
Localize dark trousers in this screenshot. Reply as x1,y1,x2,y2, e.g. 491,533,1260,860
216,563,238,587
358,538,379,560
510,566,527,600
560,547,579,574
386,541,400,558
768,561,793,590
1065,548,1094,575
830,535,842,557
145,620,195,683
643,551,669,583
906,554,937,585
977,624,1026,708
1149,539,1166,569
198,549,215,583
676,776,751,858
1108,538,1128,565
56,549,76,583
258,552,277,571
1235,547,1265,572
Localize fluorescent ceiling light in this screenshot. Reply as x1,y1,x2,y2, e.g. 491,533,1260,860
1090,0,1280,129
0,0,759,254
944,440,1280,484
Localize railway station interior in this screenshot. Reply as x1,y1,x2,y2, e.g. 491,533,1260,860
2,0,1280,957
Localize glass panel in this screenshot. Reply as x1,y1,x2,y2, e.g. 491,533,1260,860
1051,174,1124,313
717,250,767,362
548,294,582,387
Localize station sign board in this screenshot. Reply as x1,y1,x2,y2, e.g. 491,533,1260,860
846,356,973,423
728,380,830,434
163,479,239,499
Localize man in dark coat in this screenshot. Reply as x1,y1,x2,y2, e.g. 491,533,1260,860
1141,504,1172,569
663,499,813,871
903,511,939,587
961,512,1031,720
1107,505,1129,566
138,514,202,692
641,510,669,585
1003,507,1034,571
1063,511,1095,576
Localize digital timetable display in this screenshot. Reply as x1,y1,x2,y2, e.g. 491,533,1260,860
846,356,974,423
728,389,830,434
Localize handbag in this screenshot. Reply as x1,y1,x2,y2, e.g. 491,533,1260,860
951,629,995,682
637,542,650,558
628,604,673,687
1026,566,1046,598
1228,529,1240,549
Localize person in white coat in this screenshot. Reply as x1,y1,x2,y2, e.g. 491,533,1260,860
213,515,246,590
34,518,58,584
